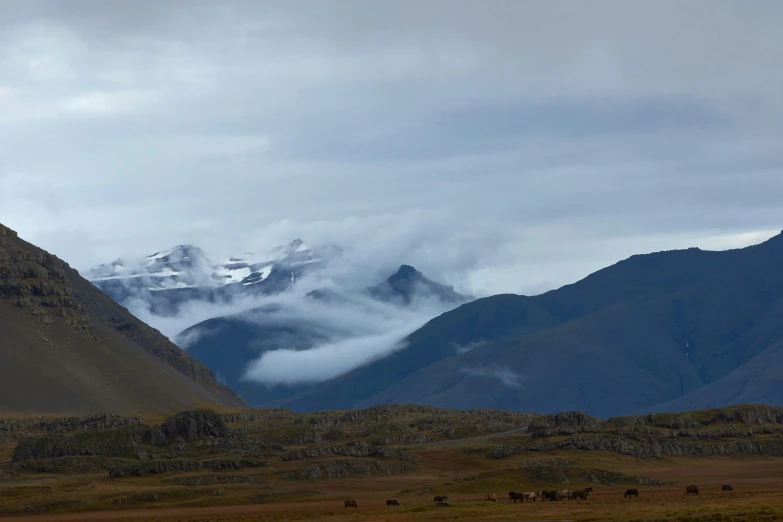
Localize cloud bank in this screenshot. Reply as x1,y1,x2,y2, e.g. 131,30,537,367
1,1,782,298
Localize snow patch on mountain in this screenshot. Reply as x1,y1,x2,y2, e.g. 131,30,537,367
86,239,315,292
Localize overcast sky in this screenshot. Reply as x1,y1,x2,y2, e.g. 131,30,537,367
2,0,782,296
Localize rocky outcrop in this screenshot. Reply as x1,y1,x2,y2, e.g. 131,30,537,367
281,459,415,480
520,458,672,486
529,434,783,459
158,410,230,442
10,456,125,473
609,404,783,429
369,433,434,445
280,442,415,462
529,411,605,438
487,444,525,459
12,425,147,461
0,414,144,435
108,458,267,478
0,227,92,331
170,473,266,486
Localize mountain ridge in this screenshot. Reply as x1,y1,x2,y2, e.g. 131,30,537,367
269,230,783,416
0,223,246,414
181,264,468,407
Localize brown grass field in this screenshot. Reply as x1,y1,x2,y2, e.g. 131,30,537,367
3,449,783,521
5,405,783,521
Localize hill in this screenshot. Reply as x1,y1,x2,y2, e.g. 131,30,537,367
271,231,783,416
0,223,246,414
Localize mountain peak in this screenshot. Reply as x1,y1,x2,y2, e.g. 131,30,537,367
388,264,421,282
367,265,468,306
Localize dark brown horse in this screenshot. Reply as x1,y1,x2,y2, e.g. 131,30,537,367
722,485,734,492
344,499,358,508
386,499,400,506
433,495,451,503
685,485,699,495
571,487,593,500
508,491,524,503
541,490,559,501
624,488,639,498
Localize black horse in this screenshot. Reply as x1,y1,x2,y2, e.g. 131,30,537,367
624,488,639,498
541,490,559,501
508,491,523,503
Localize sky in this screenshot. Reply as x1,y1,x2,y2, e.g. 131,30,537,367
2,0,783,297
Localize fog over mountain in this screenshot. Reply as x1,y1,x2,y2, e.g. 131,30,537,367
86,238,468,390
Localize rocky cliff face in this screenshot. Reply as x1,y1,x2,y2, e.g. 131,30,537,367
0,224,91,332
0,223,246,413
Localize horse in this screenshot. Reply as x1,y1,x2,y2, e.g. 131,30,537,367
386,499,400,506
722,485,734,492
518,491,537,502
541,490,559,501
508,491,522,503
685,485,699,495
344,499,358,508
433,495,451,503
557,489,572,501
571,487,593,500
624,488,639,498
486,493,497,502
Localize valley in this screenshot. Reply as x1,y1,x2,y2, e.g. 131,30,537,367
3,404,783,520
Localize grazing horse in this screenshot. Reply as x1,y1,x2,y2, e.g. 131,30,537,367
386,499,400,506
433,496,451,503
624,488,639,498
344,499,358,508
557,489,572,501
508,491,522,503
541,490,559,501
518,491,537,502
571,487,593,500
685,485,699,495
722,485,734,492
486,493,497,502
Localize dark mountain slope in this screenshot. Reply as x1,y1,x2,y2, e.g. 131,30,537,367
272,293,562,411
276,231,783,416
366,265,469,305
182,265,469,407
0,223,246,414
652,338,783,411
180,306,332,406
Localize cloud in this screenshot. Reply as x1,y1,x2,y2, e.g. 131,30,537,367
118,253,459,386
175,323,223,350
60,90,154,116
237,285,451,386
0,1,782,299
462,365,525,389
453,340,487,354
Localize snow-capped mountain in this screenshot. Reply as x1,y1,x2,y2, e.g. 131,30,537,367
86,239,320,315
